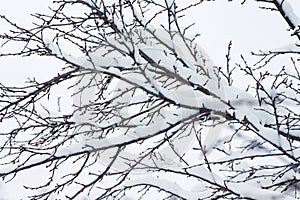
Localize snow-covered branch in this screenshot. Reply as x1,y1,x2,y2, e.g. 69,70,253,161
1,0,300,199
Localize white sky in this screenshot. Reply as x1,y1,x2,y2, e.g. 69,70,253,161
0,0,300,199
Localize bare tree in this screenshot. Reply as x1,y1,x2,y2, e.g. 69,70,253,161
0,0,300,199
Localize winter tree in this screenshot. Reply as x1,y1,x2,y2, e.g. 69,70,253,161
0,0,300,199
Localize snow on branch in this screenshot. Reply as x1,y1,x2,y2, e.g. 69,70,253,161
1,0,300,199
